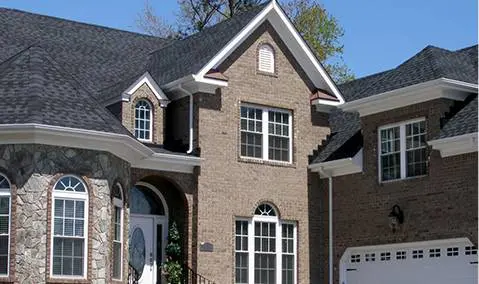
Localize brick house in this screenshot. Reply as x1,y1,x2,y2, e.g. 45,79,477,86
0,1,347,283
0,1,477,284
309,45,478,284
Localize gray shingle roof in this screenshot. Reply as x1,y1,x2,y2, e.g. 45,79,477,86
0,46,130,135
312,45,478,164
339,45,478,102
148,4,265,85
439,96,478,139
0,8,170,97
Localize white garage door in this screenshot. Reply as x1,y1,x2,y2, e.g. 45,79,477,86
340,238,477,284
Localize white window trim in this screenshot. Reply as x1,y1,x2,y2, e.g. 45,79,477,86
134,99,153,143
235,210,297,284
0,174,11,278
112,184,123,281
50,175,89,279
377,117,426,183
240,103,293,163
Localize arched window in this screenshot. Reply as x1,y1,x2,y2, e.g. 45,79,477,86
134,100,152,141
258,44,275,73
0,174,11,277
112,183,123,280
51,175,88,278
235,203,297,284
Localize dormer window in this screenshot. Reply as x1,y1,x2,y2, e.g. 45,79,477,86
258,44,275,73
134,100,152,141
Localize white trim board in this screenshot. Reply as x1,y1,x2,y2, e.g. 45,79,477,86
341,78,478,117
428,132,478,157
0,124,201,173
123,72,171,107
309,148,363,178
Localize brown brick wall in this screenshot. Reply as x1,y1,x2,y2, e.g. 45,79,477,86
194,21,330,283
121,83,165,144
310,100,478,283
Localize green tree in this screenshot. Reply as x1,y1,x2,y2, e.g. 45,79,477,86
136,0,354,83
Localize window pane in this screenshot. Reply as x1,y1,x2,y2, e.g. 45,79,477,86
282,255,294,284
381,153,401,181
268,110,291,162
254,254,276,284
0,217,8,234
0,198,9,215
54,200,64,217
75,201,85,218
113,242,122,279
53,238,84,276
54,218,63,235
134,100,152,140
235,220,249,284
407,148,427,177
64,200,74,218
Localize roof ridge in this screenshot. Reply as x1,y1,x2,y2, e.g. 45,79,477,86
0,7,166,40
35,46,131,135
455,44,478,53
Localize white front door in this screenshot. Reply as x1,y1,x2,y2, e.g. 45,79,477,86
130,215,167,284
340,238,478,284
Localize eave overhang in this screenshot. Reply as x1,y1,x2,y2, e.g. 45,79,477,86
340,78,478,117
428,132,478,157
0,124,201,173
309,148,363,179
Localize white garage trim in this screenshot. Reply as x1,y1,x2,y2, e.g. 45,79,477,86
340,238,477,284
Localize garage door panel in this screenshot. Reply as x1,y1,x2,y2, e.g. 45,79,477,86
341,238,478,284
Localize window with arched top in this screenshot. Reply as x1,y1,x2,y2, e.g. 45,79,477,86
51,175,88,278
112,183,123,280
134,100,152,141
235,203,297,284
0,174,11,277
258,44,275,73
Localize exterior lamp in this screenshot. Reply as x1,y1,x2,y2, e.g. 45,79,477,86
388,205,404,232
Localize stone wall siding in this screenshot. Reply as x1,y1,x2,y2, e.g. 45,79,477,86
121,83,165,144
0,144,130,284
194,21,330,283
309,100,478,283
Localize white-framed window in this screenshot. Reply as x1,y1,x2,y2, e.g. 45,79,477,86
378,118,427,182
51,175,88,278
0,175,11,277
134,100,152,141
258,44,275,73
235,203,297,284
240,104,292,163
112,183,123,281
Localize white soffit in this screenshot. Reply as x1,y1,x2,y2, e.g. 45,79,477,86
341,78,478,117
428,132,478,157
195,0,345,106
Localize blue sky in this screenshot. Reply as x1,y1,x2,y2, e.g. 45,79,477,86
1,0,476,78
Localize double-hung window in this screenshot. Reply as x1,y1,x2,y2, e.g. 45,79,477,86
379,119,427,181
240,105,292,163
0,175,11,277
51,175,88,278
112,184,123,281
235,204,297,284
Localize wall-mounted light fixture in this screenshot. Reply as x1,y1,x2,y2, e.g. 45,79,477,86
388,205,404,233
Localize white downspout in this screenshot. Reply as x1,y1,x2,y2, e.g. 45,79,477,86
177,85,194,154
186,93,194,154
328,176,333,284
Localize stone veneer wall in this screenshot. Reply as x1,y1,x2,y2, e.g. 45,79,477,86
0,144,130,284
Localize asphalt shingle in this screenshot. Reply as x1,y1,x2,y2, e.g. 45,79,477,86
439,96,478,139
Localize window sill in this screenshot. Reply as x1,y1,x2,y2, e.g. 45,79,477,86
256,70,278,78
238,157,295,168
379,174,427,184
47,277,89,284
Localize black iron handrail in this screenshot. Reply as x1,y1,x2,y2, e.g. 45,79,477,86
183,264,216,284
128,264,140,284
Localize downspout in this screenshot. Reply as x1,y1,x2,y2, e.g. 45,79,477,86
328,176,333,284
177,86,194,154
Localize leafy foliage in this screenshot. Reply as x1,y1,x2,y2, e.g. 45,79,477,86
136,0,354,83
163,221,183,284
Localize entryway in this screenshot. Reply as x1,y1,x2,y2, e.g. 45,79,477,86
340,238,478,284
129,182,169,284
